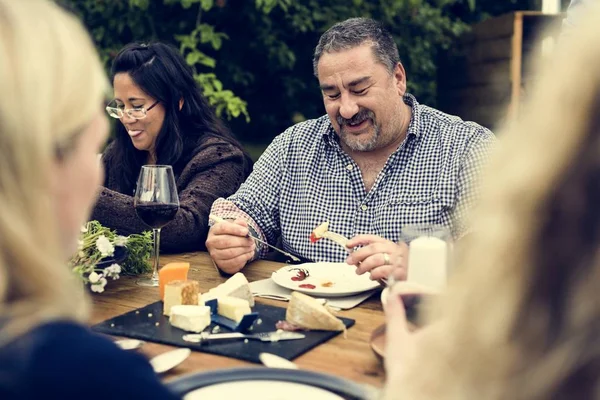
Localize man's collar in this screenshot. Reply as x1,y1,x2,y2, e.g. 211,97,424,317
320,92,422,143
403,93,422,138
321,117,338,148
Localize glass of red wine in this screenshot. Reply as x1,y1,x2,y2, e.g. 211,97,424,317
134,165,179,287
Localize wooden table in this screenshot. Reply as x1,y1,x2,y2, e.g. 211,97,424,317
91,252,386,387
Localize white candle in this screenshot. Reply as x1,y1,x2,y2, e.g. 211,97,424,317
407,236,448,290
541,0,561,14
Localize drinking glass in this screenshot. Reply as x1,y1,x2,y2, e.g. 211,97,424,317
134,165,179,287
399,224,452,290
384,224,452,310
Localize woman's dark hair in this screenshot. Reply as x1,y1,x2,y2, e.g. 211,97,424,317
107,42,250,193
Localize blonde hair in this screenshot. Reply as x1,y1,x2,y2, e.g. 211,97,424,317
395,6,600,400
0,0,107,340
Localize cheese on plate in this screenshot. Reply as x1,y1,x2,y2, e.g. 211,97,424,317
217,296,251,323
286,291,345,331
163,280,200,316
169,305,211,333
200,272,254,306
158,262,190,300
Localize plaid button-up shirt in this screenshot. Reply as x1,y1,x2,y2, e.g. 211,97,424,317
211,94,495,263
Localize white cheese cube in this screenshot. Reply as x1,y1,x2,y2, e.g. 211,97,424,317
217,296,251,323
169,305,211,333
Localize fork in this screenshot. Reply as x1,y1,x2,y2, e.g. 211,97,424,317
210,214,301,262
321,231,349,248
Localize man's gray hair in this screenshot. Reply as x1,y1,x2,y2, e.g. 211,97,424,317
313,18,400,77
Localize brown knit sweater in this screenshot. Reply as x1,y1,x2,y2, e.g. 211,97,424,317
91,137,251,253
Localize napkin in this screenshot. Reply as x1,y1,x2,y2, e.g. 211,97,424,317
249,278,379,310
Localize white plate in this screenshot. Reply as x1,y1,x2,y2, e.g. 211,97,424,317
115,339,144,350
150,348,191,374
184,380,344,400
259,352,298,369
271,262,380,297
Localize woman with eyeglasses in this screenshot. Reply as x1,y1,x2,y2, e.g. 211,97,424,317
92,42,253,252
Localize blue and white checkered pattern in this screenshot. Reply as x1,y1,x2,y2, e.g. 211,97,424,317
211,94,495,263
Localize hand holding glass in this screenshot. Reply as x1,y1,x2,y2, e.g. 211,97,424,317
385,225,452,299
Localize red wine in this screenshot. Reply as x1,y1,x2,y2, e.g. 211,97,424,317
135,203,179,229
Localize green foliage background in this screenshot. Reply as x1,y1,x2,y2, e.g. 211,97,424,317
59,0,557,149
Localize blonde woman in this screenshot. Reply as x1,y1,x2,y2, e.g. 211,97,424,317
0,1,178,398
383,5,600,400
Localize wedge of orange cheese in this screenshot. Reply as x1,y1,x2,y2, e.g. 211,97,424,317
159,262,190,300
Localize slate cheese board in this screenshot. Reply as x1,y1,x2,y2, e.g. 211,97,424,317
93,301,355,364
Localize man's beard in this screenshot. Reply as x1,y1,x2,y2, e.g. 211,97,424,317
336,107,380,152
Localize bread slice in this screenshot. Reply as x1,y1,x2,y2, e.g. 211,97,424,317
286,291,345,331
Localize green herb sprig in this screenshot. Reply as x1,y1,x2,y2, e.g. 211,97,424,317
70,220,153,292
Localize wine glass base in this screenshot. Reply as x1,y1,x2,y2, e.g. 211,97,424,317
136,277,159,287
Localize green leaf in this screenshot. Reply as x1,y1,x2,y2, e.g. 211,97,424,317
200,0,214,11
128,0,149,10
180,0,195,9
186,51,202,65
198,54,216,68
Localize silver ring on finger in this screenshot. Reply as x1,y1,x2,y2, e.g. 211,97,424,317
383,252,390,265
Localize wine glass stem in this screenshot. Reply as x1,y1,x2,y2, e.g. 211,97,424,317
152,228,161,281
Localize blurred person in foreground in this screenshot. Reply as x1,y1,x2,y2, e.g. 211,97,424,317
0,1,179,398
207,17,495,280
92,41,252,252
562,0,593,34
382,5,600,399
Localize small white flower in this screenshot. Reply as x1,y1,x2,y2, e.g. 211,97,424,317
114,235,128,247
80,225,88,233
90,277,108,293
90,285,104,293
78,251,85,258
104,264,122,280
88,271,100,284
95,235,114,257
110,264,122,274
77,240,84,250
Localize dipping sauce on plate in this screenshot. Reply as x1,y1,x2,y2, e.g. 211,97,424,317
299,284,316,289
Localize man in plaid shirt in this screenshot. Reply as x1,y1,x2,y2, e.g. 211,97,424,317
206,18,495,281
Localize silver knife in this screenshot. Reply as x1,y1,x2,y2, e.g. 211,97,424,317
183,331,305,343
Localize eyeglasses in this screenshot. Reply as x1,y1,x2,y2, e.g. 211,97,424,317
105,100,160,120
